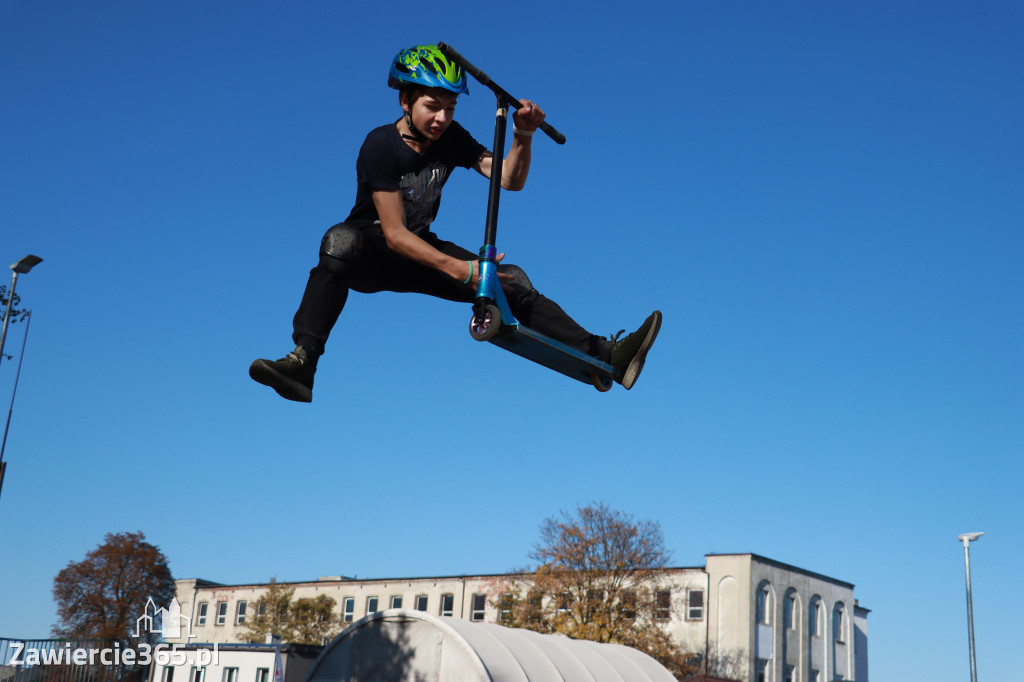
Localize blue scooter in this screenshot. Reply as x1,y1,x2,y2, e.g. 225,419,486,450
438,43,616,392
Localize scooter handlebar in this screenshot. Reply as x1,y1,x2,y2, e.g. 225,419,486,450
438,42,566,145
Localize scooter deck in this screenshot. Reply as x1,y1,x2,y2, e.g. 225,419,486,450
489,323,616,389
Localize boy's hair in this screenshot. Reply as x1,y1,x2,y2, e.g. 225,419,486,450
399,85,427,108
399,85,457,109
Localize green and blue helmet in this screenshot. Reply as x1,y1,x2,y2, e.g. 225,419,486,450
388,44,469,95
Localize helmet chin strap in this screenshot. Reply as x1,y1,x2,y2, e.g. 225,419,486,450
401,111,428,143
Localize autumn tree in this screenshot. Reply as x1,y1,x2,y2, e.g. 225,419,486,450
0,285,28,322
240,579,339,645
1,284,30,360
52,531,175,654
492,503,700,679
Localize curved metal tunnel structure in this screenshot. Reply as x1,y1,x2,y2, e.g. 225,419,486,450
304,609,677,682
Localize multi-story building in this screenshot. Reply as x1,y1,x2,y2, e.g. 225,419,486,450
700,554,868,682
168,553,868,682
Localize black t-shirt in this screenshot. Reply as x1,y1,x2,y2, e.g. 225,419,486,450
345,120,486,234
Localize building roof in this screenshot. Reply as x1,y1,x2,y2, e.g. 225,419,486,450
705,553,856,590
177,553,857,594
176,572,518,590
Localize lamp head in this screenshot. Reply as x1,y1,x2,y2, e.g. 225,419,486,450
958,532,985,544
11,255,42,274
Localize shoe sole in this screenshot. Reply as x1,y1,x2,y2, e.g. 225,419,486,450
249,360,313,403
621,311,662,390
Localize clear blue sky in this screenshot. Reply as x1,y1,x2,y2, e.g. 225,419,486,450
2,1,1021,680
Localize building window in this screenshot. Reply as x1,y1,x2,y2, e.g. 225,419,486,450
440,593,455,617
810,599,822,637
755,659,768,682
223,669,238,682
216,602,228,626
756,585,771,625
366,596,379,615
784,594,796,630
255,670,269,682
833,603,846,643
343,597,355,622
191,669,204,682
619,591,636,620
686,589,704,620
236,601,247,625
163,668,175,682
415,595,428,611
499,593,514,624
810,669,820,682
557,592,571,613
654,590,671,621
784,665,794,682
471,594,487,622
197,603,208,626
526,592,543,624
390,595,402,609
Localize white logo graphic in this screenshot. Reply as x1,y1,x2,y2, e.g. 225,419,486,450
133,597,196,640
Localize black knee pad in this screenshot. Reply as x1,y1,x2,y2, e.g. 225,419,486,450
498,264,533,291
319,223,363,273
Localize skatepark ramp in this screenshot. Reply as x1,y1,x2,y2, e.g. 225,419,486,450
304,609,676,682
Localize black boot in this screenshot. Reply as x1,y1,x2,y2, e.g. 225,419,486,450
249,346,317,403
609,311,662,390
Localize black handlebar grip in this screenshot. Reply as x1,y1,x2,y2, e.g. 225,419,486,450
538,122,566,145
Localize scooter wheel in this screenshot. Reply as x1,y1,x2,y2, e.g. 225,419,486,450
591,373,613,392
469,304,501,341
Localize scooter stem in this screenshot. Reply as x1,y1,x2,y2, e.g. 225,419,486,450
476,95,512,304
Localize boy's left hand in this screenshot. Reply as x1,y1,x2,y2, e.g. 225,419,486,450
513,99,546,133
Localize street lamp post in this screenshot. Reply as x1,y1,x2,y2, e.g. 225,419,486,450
0,254,42,504
958,532,984,682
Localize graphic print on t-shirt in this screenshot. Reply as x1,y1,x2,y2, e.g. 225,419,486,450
400,163,450,233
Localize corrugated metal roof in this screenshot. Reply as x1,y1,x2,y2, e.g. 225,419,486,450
305,609,676,682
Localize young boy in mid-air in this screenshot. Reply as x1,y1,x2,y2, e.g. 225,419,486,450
250,44,661,402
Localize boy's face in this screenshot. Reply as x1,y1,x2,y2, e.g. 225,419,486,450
403,88,459,142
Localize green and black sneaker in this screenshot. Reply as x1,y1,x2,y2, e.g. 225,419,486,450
610,311,662,390
249,346,316,403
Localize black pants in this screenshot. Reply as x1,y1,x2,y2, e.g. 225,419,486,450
291,223,609,363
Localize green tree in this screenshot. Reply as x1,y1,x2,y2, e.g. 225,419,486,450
290,595,340,644
240,578,295,642
240,579,340,645
492,503,700,679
